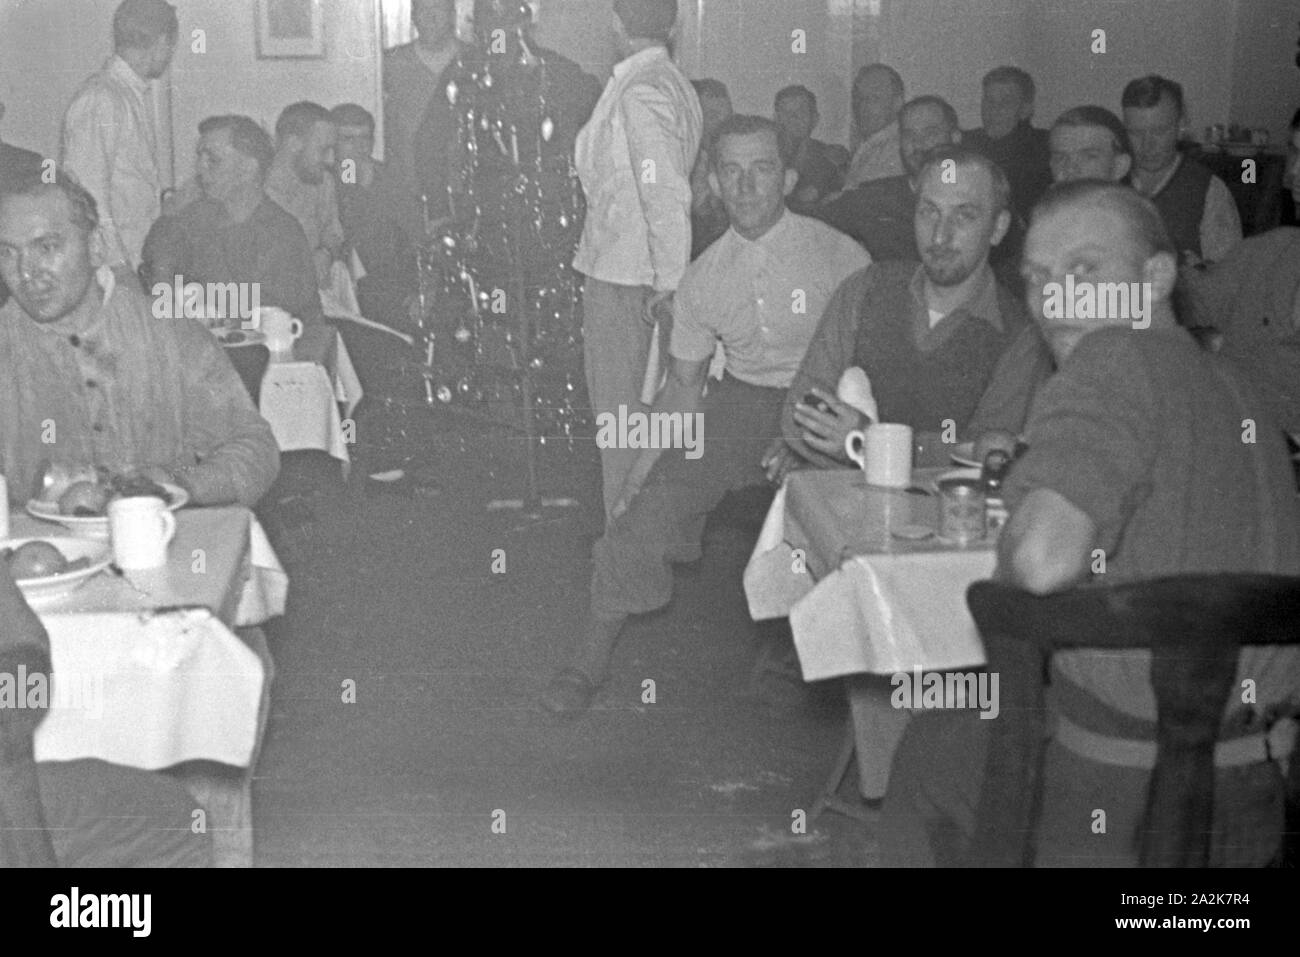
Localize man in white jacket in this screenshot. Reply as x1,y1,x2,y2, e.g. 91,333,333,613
573,0,702,519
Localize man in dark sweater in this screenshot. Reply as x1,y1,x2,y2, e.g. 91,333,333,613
774,85,848,213
773,146,1030,475
1122,75,1241,265
964,67,1051,225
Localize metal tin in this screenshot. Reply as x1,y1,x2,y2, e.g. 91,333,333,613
938,477,986,545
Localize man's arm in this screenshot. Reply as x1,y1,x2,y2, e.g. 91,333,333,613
996,487,1097,594
965,324,1055,444
173,327,280,507
781,268,873,468
1200,176,1244,264
621,82,695,293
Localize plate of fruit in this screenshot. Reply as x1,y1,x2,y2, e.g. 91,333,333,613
26,471,189,538
2,537,111,602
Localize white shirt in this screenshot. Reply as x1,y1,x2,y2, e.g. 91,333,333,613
573,46,702,292
843,122,903,190
670,210,870,389
60,56,163,271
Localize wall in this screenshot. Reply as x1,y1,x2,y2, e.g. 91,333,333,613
1229,0,1300,146
0,0,382,180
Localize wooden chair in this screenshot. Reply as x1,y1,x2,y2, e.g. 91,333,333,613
964,574,1300,868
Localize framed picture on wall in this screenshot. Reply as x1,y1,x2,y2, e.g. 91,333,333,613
255,0,326,59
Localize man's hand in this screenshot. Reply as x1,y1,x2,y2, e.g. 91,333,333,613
792,387,868,462
761,438,805,485
643,289,674,327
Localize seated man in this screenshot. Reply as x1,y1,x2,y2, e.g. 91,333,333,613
1,564,210,867
774,85,848,213
1048,105,1132,184
815,95,960,262
1123,74,1241,265
0,170,279,508
142,114,324,330
540,115,869,716
775,146,1031,474
842,64,905,190
881,181,1300,867
964,66,1052,225
266,101,344,290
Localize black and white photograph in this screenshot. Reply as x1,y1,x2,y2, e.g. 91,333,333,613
0,0,1299,904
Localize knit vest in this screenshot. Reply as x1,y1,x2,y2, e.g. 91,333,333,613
850,262,1028,434
1149,157,1213,261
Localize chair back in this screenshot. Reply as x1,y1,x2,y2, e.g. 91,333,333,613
964,574,1300,867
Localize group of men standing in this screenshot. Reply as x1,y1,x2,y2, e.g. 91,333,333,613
550,0,1300,869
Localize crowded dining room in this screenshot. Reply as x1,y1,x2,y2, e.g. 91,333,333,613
0,0,1298,881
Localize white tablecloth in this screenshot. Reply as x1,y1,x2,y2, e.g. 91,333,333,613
23,510,287,771
259,333,364,464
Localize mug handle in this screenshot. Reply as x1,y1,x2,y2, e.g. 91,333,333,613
844,429,867,469
158,509,177,546
244,308,261,331
290,318,304,340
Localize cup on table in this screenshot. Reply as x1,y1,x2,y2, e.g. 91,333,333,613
845,423,913,488
251,307,303,358
108,496,176,570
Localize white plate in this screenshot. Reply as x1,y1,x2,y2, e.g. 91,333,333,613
934,468,982,487
949,442,981,468
3,537,111,602
25,483,189,538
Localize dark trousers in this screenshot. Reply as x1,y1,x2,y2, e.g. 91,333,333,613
590,375,786,619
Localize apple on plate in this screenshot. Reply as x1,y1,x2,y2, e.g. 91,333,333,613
5,541,69,579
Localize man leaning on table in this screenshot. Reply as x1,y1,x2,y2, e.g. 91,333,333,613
0,169,279,507
767,146,1033,480
881,181,1300,867
0,563,211,867
541,114,868,716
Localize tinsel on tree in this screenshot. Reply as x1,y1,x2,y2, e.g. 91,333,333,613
415,0,590,453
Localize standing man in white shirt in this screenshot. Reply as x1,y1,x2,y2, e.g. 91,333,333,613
542,115,869,716
60,0,177,273
573,0,702,519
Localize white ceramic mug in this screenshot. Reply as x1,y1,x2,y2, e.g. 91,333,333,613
845,423,914,488
108,496,176,570
252,307,303,355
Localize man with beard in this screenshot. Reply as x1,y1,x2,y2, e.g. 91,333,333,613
776,146,1031,473
266,102,344,289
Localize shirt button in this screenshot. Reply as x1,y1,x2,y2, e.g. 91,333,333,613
69,335,81,347
92,424,104,433
86,379,97,388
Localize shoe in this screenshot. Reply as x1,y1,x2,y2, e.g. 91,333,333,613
540,668,600,717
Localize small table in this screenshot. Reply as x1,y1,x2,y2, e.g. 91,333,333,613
258,322,364,471
12,506,288,866
744,468,996,808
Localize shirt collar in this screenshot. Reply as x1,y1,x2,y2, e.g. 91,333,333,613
723,207,793,251
909,262,1004,332
613,45,668,80
107,55,151,97
862,123,898,150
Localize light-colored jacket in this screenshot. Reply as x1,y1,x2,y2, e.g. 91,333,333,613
573,46,701,292
60,56,163,271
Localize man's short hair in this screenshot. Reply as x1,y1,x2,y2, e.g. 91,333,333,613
1032,179,1175,259
0,168,100,236
855,63,905,99
982,65,1035,102
113,0,177,50
274,101,333,145
775,85,817,114
901,94,959,132
613,0,677,42
330,103,376,136
710,114,785,170
198,115,276,179
1052,105,1133,156
916,145,1012,215
1121,75,1185,118
692,78,730,102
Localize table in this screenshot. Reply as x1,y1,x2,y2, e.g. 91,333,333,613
258,321,364,469
743,468,996,804
11,506,288,866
